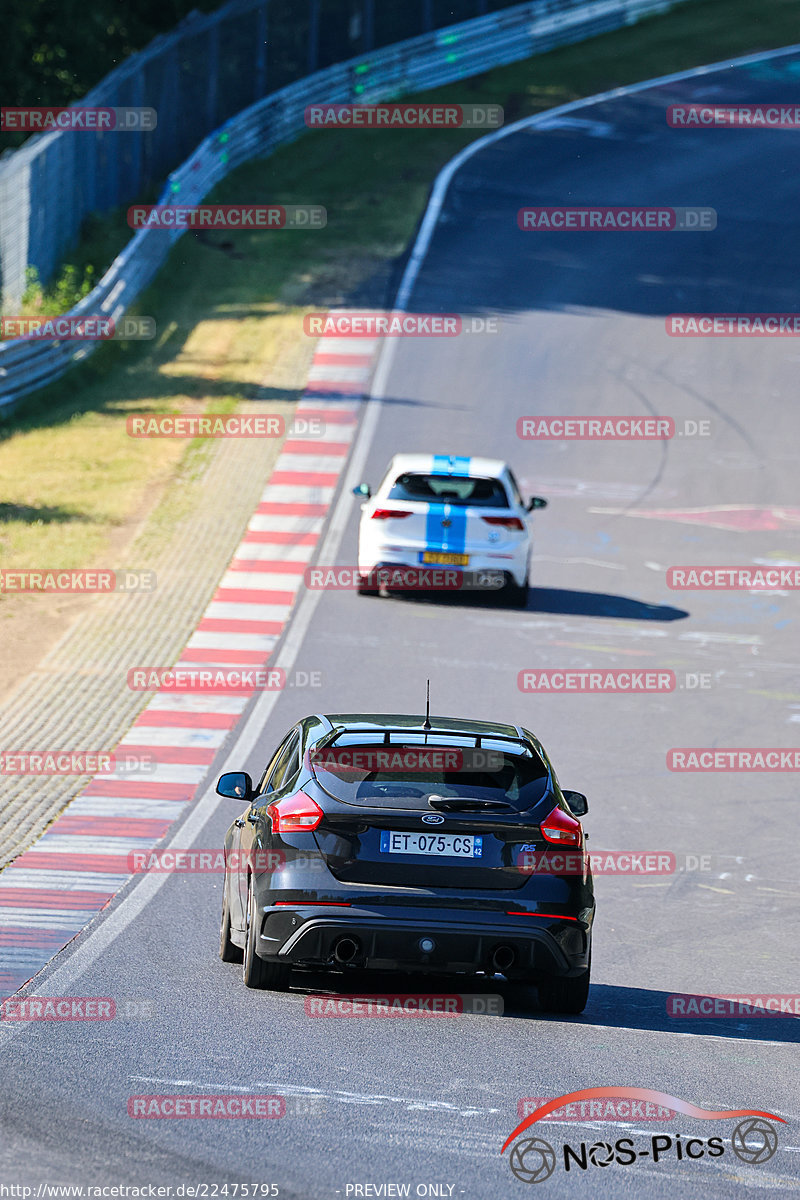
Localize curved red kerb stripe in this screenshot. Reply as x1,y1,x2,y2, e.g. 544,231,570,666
501,1087,785,1153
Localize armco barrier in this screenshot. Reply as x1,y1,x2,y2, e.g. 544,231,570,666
0,0,688,411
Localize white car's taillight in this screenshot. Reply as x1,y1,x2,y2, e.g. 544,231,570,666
481,516,525,531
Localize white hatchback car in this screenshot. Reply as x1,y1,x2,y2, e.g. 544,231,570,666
353,453,547,606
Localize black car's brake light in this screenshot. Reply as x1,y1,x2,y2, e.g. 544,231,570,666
506,911,579,921
540,805,582,847
267,791,323,833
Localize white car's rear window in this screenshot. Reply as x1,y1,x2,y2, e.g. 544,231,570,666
387,473,510,507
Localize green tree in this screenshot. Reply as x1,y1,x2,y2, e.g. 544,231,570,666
1,0,220,151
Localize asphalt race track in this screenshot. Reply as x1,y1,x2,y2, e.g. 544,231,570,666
2,50,799,1199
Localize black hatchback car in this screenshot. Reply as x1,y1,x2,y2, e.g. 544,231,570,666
216,712,594,1012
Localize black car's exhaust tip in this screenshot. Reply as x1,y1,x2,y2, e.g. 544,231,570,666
332,936,361,964
491,945,516,973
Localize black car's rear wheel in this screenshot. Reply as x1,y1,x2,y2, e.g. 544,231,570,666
219,881,243,963
243,876,291,991
537,959,591,1014
357,570,380,595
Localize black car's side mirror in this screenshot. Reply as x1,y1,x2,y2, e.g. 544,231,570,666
352,483,371,498
216,771,253,803
562,790,588,817
527,496,548,511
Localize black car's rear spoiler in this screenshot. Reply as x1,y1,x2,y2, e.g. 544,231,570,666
310,724,536,756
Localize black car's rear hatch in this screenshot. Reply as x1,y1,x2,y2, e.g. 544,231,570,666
307,734,557,890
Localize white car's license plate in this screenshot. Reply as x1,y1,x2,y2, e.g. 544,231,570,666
420,551,469,566
379,831,482,858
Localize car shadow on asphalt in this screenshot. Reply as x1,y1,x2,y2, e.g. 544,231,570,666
511,982,800,1041
380,586,689,621
528,589,688,621
285,971,799,1041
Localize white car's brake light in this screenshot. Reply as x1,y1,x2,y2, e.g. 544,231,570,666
481,516,525,531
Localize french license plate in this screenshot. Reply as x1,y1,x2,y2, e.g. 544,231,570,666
421,551,469,567
380,831,482,858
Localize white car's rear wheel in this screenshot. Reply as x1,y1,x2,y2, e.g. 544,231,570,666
500,572,529,609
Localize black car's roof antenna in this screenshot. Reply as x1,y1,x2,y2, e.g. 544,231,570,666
423,679,432,735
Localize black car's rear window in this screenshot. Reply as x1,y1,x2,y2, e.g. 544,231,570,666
387,473,510,507
309,739,549,811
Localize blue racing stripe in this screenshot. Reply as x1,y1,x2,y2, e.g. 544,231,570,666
443,503,467,552
425,503,446,551
424,502,467,554
431,454,471,476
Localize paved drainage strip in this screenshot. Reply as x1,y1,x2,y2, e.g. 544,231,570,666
0,314,376,998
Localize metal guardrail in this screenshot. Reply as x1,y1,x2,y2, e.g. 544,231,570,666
0,0,687,411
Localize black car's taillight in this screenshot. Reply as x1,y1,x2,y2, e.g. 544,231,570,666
267,791,323,833
540,805,582,847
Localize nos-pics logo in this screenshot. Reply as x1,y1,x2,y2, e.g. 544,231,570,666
501,1088,784,1183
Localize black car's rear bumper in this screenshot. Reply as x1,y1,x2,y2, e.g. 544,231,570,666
256,903,591,979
